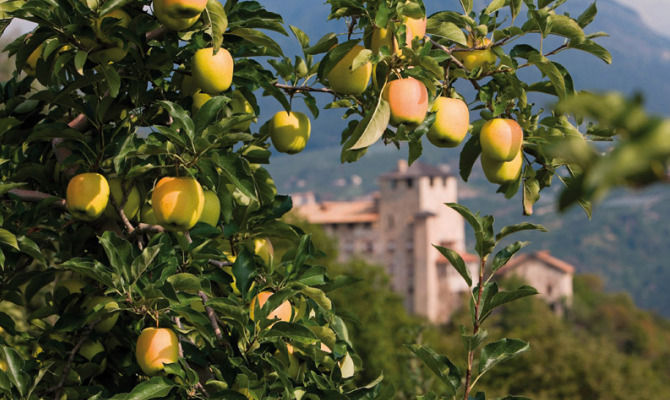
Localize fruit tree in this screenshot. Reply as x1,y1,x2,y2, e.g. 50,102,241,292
0,0,620,398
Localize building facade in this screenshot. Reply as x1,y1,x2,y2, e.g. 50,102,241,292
294,160,574,323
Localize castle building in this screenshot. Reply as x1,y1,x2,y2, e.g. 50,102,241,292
294,160,574,323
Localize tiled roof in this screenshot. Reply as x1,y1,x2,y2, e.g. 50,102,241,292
294,200,379,224
497,250,575,275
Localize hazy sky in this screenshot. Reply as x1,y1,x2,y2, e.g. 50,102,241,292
613,0,670,38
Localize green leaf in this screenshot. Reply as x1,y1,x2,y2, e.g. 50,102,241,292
290,25,309,48
18,236,46,264
215,153,257,202
99,231,134,283
484,0,506,14
570,39,611,64
348,97,390,150
459,0,473,14
0,229,18,250
157,101,195,145
529,54,566,98
426,20,467,46
99,0,132,16
207,0,228,52
108,376,175,400
480,285,538,321
194,95,228,135
491,241,528,273
300,286,332,311
305,33,338,55
434,245,472,286
577,2,597,27
229,28,283,57
407,344,461,395
167,273,201,293
130,244,161,283
232,248,255,296
262,321,318,344
548,13,585,43
74,50,87,75
99,64,121,98
459,131,481,181
496,222,547,241
1,346,29,396
478,338,529,375
523,176,540,216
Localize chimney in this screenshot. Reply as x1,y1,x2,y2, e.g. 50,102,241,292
397,159,408,173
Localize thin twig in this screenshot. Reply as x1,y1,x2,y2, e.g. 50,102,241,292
208,259,233,268
135,223,165,234
273,82,335,95
198,291,223,341
173,317,209,397
50,326,92,399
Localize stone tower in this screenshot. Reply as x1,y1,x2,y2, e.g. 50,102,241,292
376,160,465,322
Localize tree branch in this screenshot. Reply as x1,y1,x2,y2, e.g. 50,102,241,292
7,189,66,208
50,326,92,399
273,82,335,95
198,291,223,341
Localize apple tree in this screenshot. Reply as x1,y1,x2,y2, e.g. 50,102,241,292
0,0,615,398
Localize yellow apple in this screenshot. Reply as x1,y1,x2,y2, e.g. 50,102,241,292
83,296,120,333
454,37,497,71
229,90,256,130
24,43,44,76
135,327,179,376
94,9,131,45
370,26,396,55
327,45,372,95
250,291,292,322
383,77,428,125
191,91,211,114
66,173,110,221
270,111,311,154
192,47,234,94
104,178,140,219
179,73,198,96
198,190,220,227
0,359,6,372
481,151,523,184
153,0,206,31
254,238,273,267
427,97,470,147
403,16,427,47
151,176,205,231
479,118,523,161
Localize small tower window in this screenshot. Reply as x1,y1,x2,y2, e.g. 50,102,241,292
429,176,434,187
406,178,413,188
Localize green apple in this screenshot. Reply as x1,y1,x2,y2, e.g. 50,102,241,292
229,90,256,130
198,190,220,226
140,204,158,225
83,296,120,333
454,37,497,71
427,97,470,148
327,45,372,95
192,47,234,94
269,111,311,154
104,178,140,219
481,151,523,184
66,173,110,221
